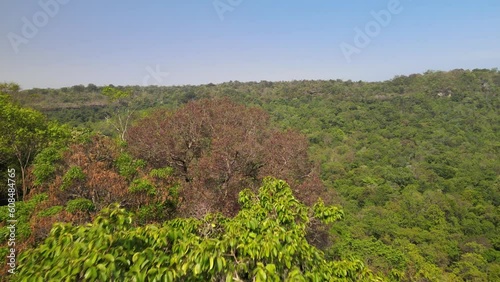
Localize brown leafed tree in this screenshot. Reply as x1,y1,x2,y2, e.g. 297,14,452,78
49,134,128,210
127,98,327,217
25,134,178,245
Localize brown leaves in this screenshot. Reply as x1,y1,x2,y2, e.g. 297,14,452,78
127,98,324,217
45,135,128,218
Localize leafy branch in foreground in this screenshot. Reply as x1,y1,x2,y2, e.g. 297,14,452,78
15,178,380,281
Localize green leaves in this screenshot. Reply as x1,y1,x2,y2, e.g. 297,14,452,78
60,166,86,191
15,179,378,281
32,145,67,186
0,91,69,199
0,82,20,93
128,178,156,196
66,198,95,214
313,199,344,223
101,86,131,101
37,205,63,217
115,152,146,180
149,167,174,179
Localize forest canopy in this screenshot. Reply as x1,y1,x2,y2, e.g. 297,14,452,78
1,69,499,281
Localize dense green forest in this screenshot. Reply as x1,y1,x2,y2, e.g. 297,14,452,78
1,68,499,281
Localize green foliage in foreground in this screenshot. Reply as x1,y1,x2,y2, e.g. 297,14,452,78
15,178,380,281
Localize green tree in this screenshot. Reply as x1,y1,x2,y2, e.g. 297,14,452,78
0,93,69,199
101,86,135,141
16,178,380,281
0,82,20,93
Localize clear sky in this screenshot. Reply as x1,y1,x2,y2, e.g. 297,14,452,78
1,0,499,89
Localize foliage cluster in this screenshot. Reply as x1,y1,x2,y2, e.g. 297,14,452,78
66,198,95,214
15,179,379,281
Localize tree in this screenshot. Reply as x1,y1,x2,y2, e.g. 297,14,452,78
0,82,20,93
86,83,98,92
31,133,178,231
101,86,135,141
15,178,380,281
48,134,129,210
0,93,69,200
126,98,325,217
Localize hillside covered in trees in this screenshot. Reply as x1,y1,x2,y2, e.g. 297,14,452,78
1,68,499,281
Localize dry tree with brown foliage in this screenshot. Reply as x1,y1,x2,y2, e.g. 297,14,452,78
126,98,330,217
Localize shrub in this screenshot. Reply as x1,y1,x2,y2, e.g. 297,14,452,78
115,152,146,180
32,146,66,186
128,178,156,196
60,166,86,191
149,167,174,179
136,202,171,224
66,198,95,213
37,206,63,218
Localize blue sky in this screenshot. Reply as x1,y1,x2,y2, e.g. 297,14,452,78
0,0,499,89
